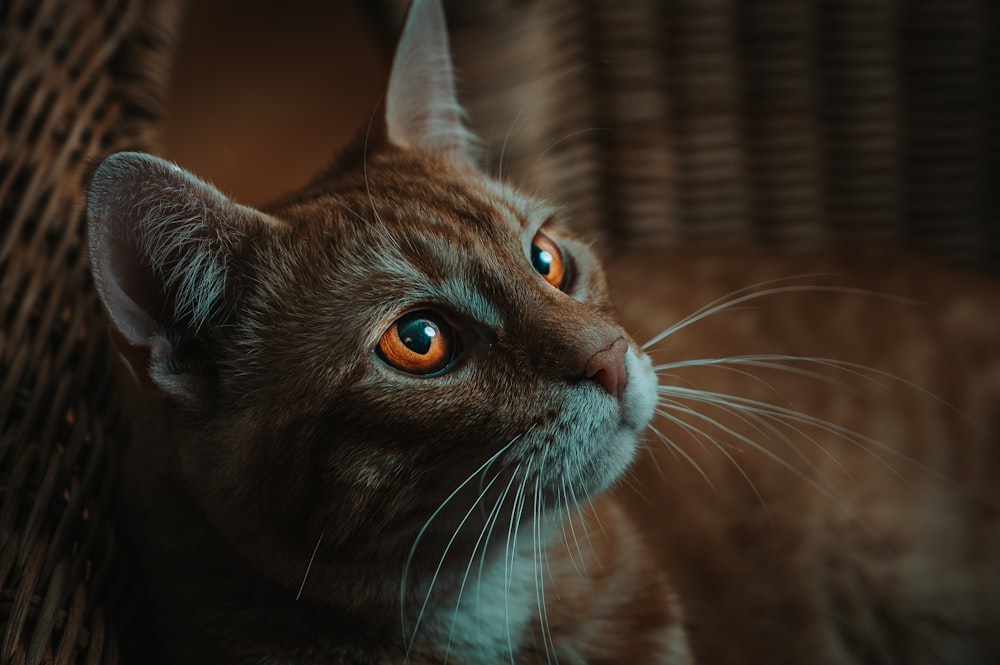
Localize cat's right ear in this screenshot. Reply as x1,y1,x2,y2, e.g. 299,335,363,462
87,152,275,405
385,0,476,163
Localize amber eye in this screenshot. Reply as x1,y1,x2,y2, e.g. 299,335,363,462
530,231,566,290
377,311,454,375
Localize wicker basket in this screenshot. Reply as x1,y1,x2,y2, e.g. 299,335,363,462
383,0,1000,270
0,1,180,663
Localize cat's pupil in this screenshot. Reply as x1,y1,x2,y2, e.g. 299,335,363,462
531,244,554,277
398,317,436,354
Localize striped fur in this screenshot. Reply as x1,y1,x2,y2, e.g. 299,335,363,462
85,0,1000,663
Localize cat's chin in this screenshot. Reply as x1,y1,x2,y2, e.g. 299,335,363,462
544,345,659,502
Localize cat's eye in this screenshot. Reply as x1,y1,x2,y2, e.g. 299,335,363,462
376,310,454,376
530,231,566,290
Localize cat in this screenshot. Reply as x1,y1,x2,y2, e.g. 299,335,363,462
86,0,1000,663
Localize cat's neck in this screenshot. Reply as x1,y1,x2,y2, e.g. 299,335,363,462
122,401,687,663
395,494,690,664
119,397,546,661
405,527,546,663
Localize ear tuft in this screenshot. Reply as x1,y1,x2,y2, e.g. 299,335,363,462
87,152,275,401
385,0,476,162
89,153,245,332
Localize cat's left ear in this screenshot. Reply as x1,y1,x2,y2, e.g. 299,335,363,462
385,0,475,163
87,152,277,406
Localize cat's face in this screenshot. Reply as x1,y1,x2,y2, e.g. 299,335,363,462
86,0,655,604
222,146,655,555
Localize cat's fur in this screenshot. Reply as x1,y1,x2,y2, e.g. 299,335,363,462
86,0,1000,663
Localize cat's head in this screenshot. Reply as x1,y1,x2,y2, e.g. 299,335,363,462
87,0,656,605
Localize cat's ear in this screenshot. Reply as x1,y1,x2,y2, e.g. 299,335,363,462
87,151,275,405
385,0,475,163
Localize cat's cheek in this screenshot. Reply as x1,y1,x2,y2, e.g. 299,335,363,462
621,347,658,432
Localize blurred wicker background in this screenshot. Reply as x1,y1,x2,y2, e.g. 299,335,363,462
1,0,997,663
384,0,999,270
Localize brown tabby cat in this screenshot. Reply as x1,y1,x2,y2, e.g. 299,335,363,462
86,0,1000,663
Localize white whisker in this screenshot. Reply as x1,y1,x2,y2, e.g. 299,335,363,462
532,473,558,665
646,423,717,492
362,102,387,229
410,467,505,658
658,385,937,489
663,386,835,481
475,468,520,619
401,433,523,654
655,404,772,519
294,528,325,601
566,482,600,567
585,496,607,538
560,483,590,585
658,354,976,427
642,278,919,351
504,458,533,661
658,394,853,496
496,63,589,184
442,467,509,664
527,128,603,176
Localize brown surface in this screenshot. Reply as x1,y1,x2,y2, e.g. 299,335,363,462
163,0,391,205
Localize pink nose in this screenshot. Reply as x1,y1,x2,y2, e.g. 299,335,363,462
584,337,628,400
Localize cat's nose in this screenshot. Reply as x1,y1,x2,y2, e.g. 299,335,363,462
584,337,628,400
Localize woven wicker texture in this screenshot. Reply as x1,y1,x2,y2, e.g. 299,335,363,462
0,1,180,663
382,0,999,270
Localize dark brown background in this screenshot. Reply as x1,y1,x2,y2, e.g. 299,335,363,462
163,0,390,204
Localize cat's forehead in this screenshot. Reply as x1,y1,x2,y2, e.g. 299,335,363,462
286,155,556,268
314,149,553,232
267,162,566,333
368,157,551,235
